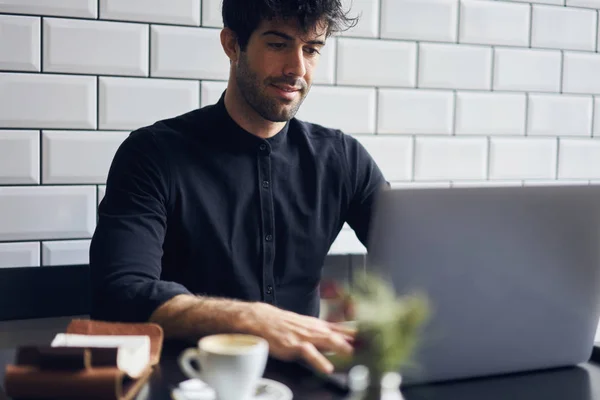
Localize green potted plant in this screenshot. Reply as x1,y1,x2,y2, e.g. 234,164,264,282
321,271,430,399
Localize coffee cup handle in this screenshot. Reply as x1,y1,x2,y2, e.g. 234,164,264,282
178,348,204,380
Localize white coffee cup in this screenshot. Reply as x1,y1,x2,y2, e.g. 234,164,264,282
178,334,269,400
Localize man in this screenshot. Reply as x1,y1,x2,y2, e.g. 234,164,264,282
90,0,388,375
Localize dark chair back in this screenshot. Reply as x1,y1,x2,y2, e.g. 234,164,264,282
0,265,91,321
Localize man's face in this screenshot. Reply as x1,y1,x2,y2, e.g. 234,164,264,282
234,18,327,122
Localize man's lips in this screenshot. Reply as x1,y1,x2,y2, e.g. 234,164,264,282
270,84,301,100
271,84,301,93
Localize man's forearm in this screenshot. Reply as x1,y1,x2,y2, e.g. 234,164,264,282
148,294,253,340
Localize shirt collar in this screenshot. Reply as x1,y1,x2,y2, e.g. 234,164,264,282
213,91,289,151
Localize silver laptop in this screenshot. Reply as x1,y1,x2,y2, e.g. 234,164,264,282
366,184,600,386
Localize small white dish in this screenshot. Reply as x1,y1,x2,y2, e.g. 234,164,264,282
172,378,293,400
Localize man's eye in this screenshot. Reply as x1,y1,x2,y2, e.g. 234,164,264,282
268,43,286,49
304,47,321,56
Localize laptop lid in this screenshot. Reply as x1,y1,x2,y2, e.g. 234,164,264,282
366,185,600,385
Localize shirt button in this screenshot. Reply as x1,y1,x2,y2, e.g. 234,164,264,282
266,285,273,294
259,144,267,151
262,181,270,189
265,234,273,242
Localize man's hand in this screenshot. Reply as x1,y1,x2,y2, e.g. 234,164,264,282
243,302,355,374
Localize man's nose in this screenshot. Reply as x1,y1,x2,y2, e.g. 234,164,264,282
283,48,307,78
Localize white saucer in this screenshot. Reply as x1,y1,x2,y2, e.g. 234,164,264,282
172,378,293,400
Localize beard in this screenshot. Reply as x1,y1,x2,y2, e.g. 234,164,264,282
235,51,309,122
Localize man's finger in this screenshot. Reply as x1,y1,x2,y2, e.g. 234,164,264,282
329,332,354,356
328,322,357,337
300,342,334,375
311,331,354,356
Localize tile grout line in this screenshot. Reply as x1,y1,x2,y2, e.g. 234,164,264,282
528,4,533,48
38,241,42,267
594,10,600,53
39,16,43,73
147,23,152,78
374,87,379,135
524,92,530,137
559,50,565,94
486,136,491,181
0,182,109,187
95,184,99,223
411,135,417,181
0,11,211,28
378,0,383,39
199,79,203,107
333,38,338,86
591,96,596,137
452,90,457,136
456,0,461,44
0,68,230,81
414,42,420,88
0,127,129,132
38,16,43,185
96,76,100,130
490,46,495,91
555,137,560,180
0,237,95,245
38,130,43,186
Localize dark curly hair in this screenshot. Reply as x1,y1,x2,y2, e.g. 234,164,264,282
222,0,359,50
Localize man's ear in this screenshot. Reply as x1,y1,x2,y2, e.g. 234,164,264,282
220,27,239,63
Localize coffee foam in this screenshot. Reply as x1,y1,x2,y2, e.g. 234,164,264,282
200,334,264,355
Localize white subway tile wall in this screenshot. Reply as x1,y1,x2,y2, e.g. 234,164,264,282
381,0,459,42
340,0,379,38
0,186,96,241
0,130,39,185
558,138,600,179
0,15,40,72
0,73,96,129
41,240,91,266
0,242,40,268
418,43,493,90
493,48,562,92
99,0,201,26
336,38,417,87
150,25,228,80
295,86,376,134
459,0,531,47
354,136,414,181
489,137,557,180
527,93,593,136
201,0,223,28
377,89,454,134
563,52,600,95
43,18,149,76
1,0,600,263
200,80,228,108
312,38,336,85
414,137,488,181
98,185,106,205
595,97,600,136
531,5,597,51
41,131,129,184
98,77,200,130
0,0,97,18
455,92,527,135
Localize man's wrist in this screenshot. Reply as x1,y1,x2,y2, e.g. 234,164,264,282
233,301,263,335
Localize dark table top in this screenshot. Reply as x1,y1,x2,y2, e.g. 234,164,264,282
2,341,600,399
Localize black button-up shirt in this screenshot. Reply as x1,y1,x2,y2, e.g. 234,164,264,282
90,93,387,323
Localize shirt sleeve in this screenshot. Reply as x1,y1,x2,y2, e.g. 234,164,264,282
89,129,192,323
342,134,390,249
